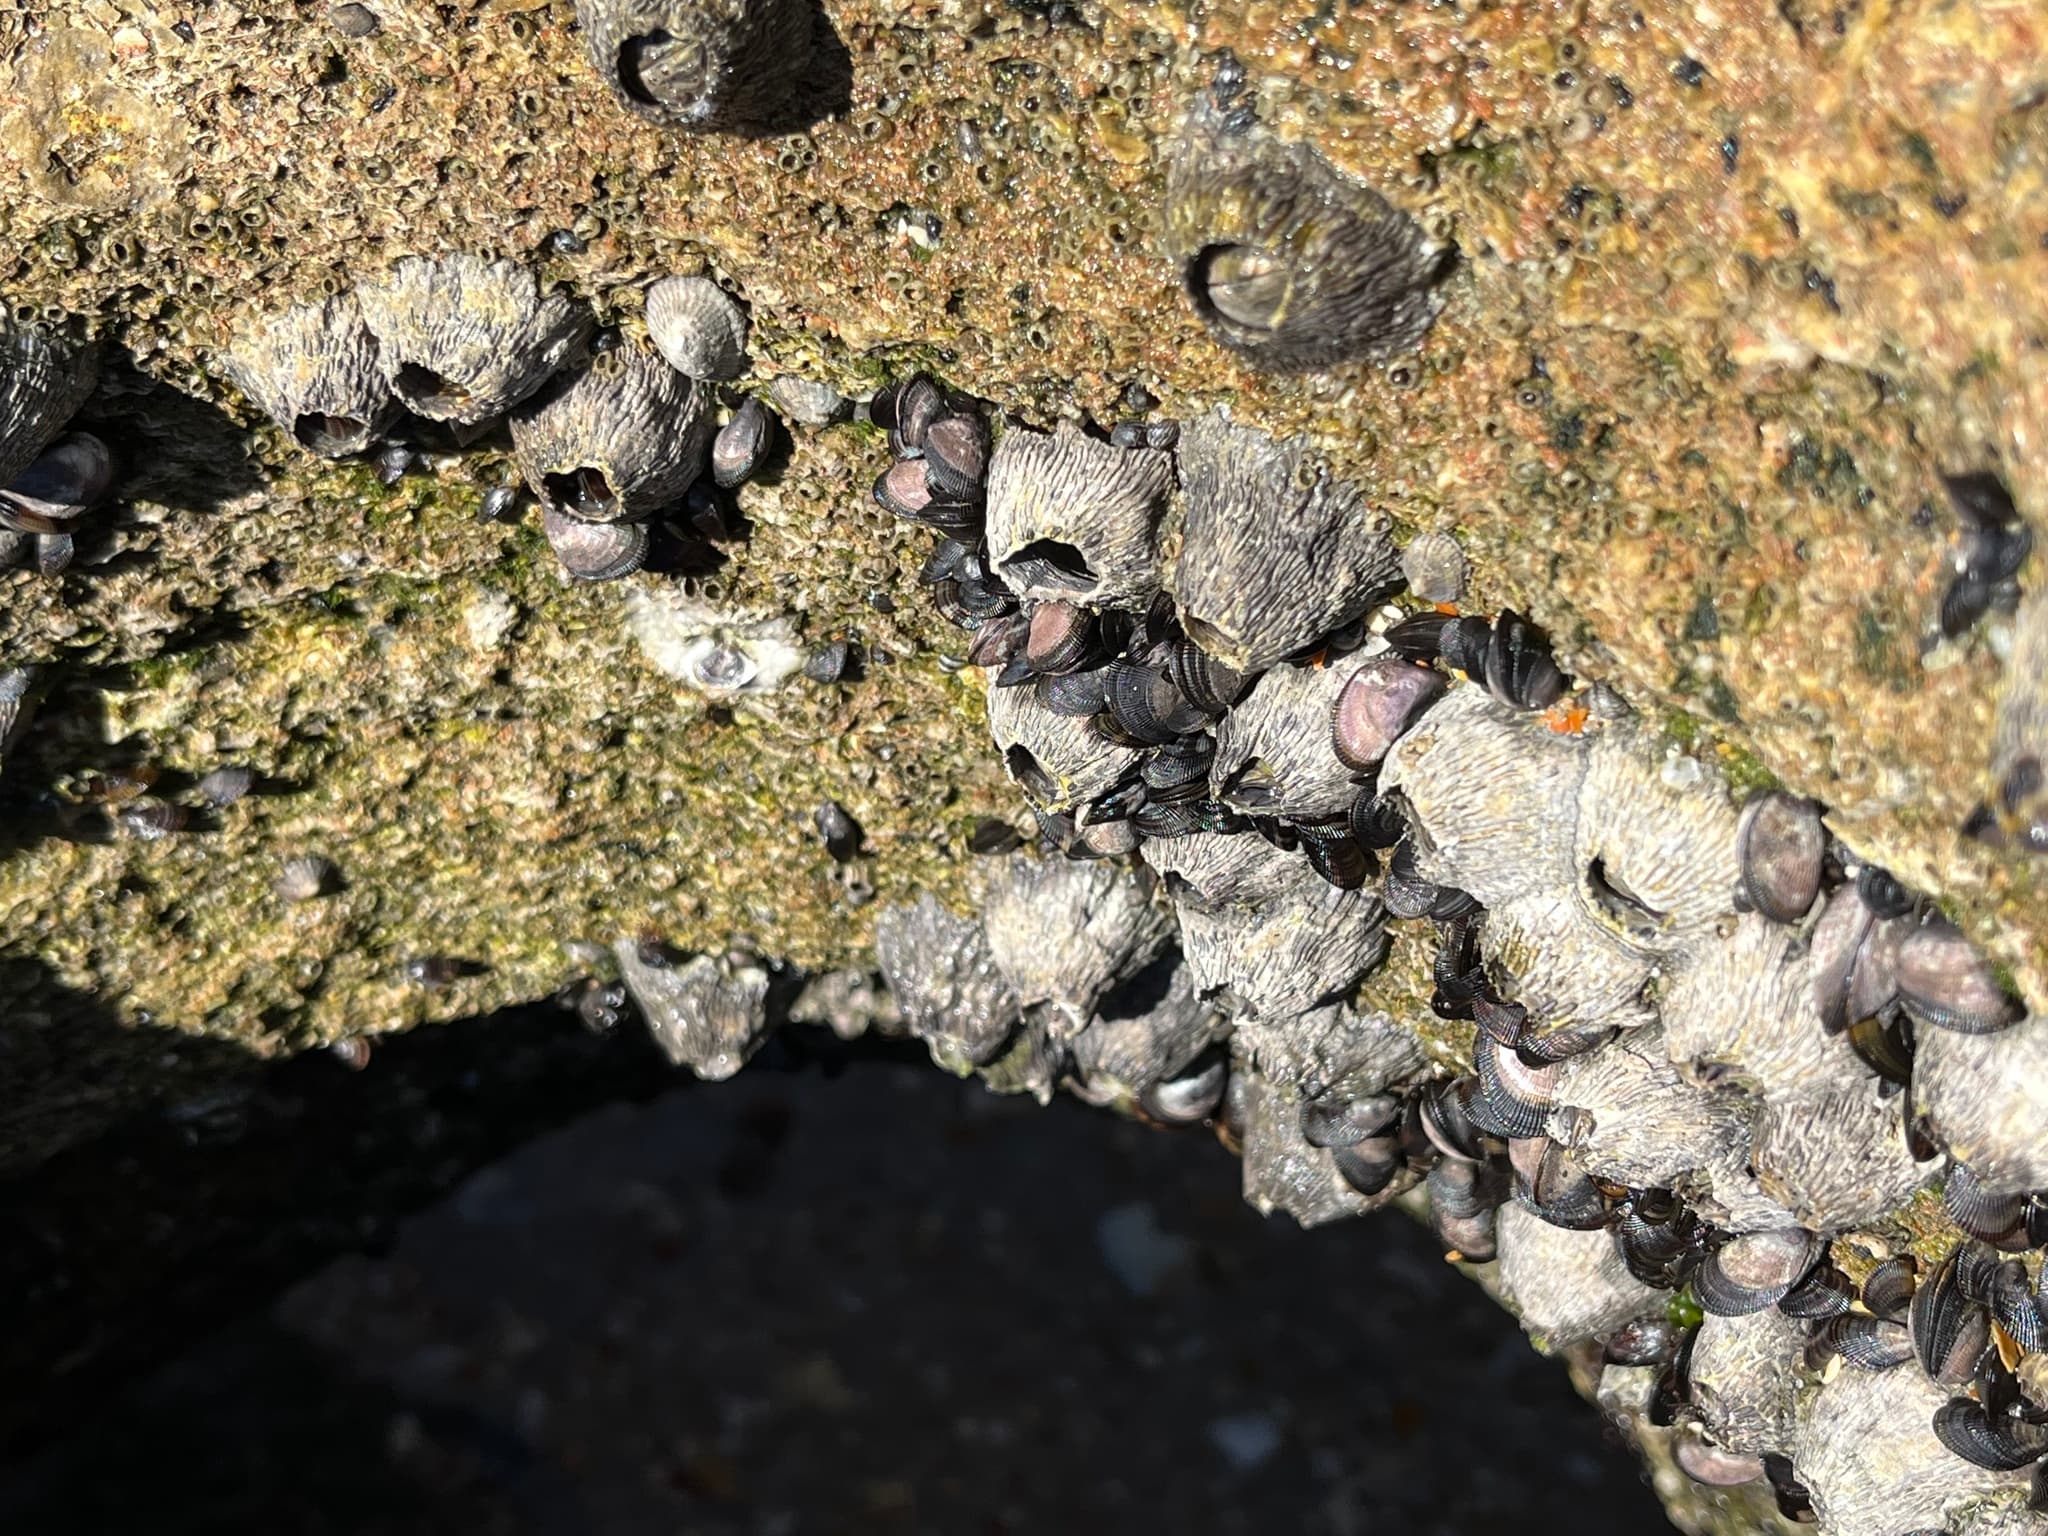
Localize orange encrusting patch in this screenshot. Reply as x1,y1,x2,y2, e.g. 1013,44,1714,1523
1544,700,1590,735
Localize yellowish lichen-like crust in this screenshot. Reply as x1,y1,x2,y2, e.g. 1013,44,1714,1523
984,420,1176,608
1166,409,1398,673
509,341,712,523
355,254,593,425
222,294,397,460
1380,687,1588,907
1913,1012,2048,1197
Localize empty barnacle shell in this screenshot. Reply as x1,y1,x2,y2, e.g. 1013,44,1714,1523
574,0,813,131
1914,1012,2048,1194
1735,790,1826,924
223,293,398,458
922,413,990,500
1893,919,2023,1035
1069,956,1226,1110
1212,655,1382,818
614,940,777,1080
766,374,845,427
511,341,712,523
192,765,256,809
542,504,650,580
1495,1201,1664,1344
1162,76,1449,371
1572,719,1742,950
644,274,750,381
1398,531,1469,605
1687,1305,1805,1455
275,854,338,902
1694,1228,1823,1317
356,254,592,425
1330,655,1446,772
988,669,1143,813
983,419,1175,608
1,431,113,529
977,854,1175,1034
711,395,773,487
874,895,1021,1076
1167,410,1399,673
0,311,98,488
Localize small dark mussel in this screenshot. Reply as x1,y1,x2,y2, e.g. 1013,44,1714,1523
1673,1432,1765,1489
119,799,190,840
1470,994,1528,1049
1468,1032,1559,1140
923,413,990,499
918,536,975,586
1348,789,1408,850
1329,656,1446,771
1426,1156,1503,1262
967,817,1024,856
1893,918,2023,1035
1911,1243,1994,1386
1814,1312,1914,1371
1861,1255,1918,1322
1933,1396,2048,1472
1776,1261,1855,1320
1103,659,1204,745
814,800,862,862
1299,1091,1399,1149
1037,666,1110,719
543,505,649,581
403,955,488,989
1648,1327,1698,1428
1330,1133,1404,1197
1480,609,1566,711
1735,789,1825,924
711,396,774,488
803,639,859,684
1140,1050,1228,1127
1943,1160,2034,1250
1415,1076,1487,1162
1295,817,1373,889
1516,1137,1610,1230
1381,610,1453,663
1166,638,1250,714
1023,601,1102,676
1693,1227,1823,1317
192,765,257,810
1759,1455,1814,1524
1141,736,1212,805
1614,1206,1699,1290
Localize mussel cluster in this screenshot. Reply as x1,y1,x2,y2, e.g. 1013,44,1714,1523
856,372,2046,1536
225,257,777,581
0,310,110,576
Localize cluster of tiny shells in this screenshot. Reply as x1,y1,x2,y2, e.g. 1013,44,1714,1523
223,256,776,582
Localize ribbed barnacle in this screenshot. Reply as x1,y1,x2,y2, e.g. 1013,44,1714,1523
1166,409,1399,672
873,894,1021,1076
1483,889,1660,1039
574,0,812,133
1161,74,1450,372
1379,686,1588,906
1175,866,1390,1020
1660,911,1867,1103
0,311,97,488
1067,955,1225,1110
613,940,775,1080
223,294,397,459
1750,1078,1936,1229
1139,829,1298,911
1792,1358,2034,1536
1546,1026,1792,1232
1230,1001,1425,1101
644,275,750,381
985,678,1143,813
1399,531,1470,605
1234,1059,1405,1227
977,854,1175,1035
355,254,592,425
1210,655,1378,819
1572,722,1741,953
983,419,1176,608
1495,1202,1663,1345
509,341,711,523
1687,1307,1805,1456
1913,1012,2048,1194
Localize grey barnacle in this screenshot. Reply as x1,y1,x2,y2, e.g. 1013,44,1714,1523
873,895,1021,1077
1229,1000,1424,1102
1166,409,1399,672
983,419,1176,608
985,678,1143,814
1482,888,1659,1039
1162,72,1451,372
1913,1011,2048,1195
1751,1078,1937,1230
1494,1201,1663,1345
0,311,97,488
355,254,593,425
1067,956,1227,1112
977,853,1176,1035
1175,865,1390,1021
1234,1059,1402,1228
223,293,398,458
575,0,813,133
1210,655,1387,820
613,939,775,1080
1138,828,1300,912
510,340,712,523
1686,1307,1805,1457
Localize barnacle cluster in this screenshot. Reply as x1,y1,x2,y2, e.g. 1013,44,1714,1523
224,254,776,583
835,371,2048,1536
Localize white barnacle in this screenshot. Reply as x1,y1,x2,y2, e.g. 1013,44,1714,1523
624,589,803,700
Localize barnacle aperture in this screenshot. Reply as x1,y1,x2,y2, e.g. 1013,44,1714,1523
355,254,593,425
575,0,814,133
984,420,1176,608
1163,86,1452,372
